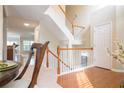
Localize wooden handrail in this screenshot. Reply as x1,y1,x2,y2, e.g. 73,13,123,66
58,5,73,25
46,47,49,68
57,46,60,74
48,50,58,60
47,48,72,70
59,48,93,51
48,49,71,69
58,5,86,30
73,25,85,29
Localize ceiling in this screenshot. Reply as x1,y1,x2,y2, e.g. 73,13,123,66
5,5,49,40
5,5,69,41
6,16,38,31
5,16,37,40
5,5,49,21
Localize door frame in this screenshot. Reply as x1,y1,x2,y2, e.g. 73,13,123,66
93,22,112,69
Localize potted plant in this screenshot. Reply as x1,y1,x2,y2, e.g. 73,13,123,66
107,42,124,64
107,42,124,88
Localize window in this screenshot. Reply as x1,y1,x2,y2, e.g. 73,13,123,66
23,40,33,51
7,41,15,46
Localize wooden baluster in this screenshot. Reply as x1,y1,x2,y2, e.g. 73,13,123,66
46,47,49,68
57,46,60,74
72,24,74,35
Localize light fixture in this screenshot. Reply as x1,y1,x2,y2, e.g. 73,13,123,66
97,5,108,10
24,23,30,26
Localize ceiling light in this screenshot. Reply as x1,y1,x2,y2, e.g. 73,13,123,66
24,23,30,26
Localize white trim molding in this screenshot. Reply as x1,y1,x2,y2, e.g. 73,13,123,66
59,65,94,76
111,69,124,72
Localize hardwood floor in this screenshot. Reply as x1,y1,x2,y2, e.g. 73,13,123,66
57,66,124,88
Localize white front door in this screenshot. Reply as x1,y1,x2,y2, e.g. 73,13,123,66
93,23,112,69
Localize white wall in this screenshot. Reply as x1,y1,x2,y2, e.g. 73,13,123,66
66,6,124,70
0,5,3,60
61,5,66,12
91,6,124,70
39,22,60,54
66,6,97,47
34,25,41,43
66,6,96,27
90,6,116,47
116,6,124,44
66,6,117,48
114,6,124,70
45,6,74,41
90,6,121,69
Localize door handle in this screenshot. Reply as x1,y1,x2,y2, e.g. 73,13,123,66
106,48,111,56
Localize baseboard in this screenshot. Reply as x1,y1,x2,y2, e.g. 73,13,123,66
59,65,94,76
111,69,124,72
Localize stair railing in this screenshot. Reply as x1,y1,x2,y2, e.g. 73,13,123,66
57,47,93,73
46,47,72,75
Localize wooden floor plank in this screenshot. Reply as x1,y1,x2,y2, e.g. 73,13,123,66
57,66,124,88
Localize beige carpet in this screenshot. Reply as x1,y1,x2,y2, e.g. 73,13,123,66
3,65,61,88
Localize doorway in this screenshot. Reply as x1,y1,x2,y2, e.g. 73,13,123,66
93,22,112,69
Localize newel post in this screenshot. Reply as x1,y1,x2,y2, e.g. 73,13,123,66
46,47,49,68
57,46,60,74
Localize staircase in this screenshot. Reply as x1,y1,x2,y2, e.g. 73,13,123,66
35,6,92,87
44,6,93,75
46,47,93,75
45,5,74,41
45,5,85,46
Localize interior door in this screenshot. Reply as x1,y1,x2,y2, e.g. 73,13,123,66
93,23,112,69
